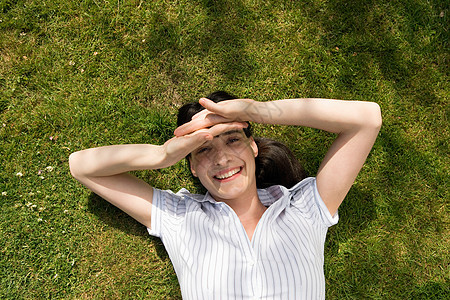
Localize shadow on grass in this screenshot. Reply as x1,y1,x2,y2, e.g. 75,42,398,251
325,186,377,247
377,125,446,230
193,0,259,80
134,0,259,98
411,281,450,300
316,0,446,105
325,124,447,296
87,193,170,261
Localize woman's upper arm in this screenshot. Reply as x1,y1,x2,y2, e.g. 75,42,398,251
72,172,154,228
316,103,382,216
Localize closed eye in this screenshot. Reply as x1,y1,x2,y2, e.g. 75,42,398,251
196,146,210,154
227,137,241,144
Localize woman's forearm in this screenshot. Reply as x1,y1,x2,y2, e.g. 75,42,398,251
248,98,382,215
69,144,167,178
69,122,234,179
251,98,382,134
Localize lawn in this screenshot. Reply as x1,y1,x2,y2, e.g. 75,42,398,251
0,0,448,298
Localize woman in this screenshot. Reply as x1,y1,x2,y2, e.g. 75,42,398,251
69,92,381,299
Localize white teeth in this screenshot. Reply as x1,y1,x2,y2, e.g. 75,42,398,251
215,168,240,179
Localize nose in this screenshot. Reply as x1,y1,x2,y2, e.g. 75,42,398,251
212,147,231,166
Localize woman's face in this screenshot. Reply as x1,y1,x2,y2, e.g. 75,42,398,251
189,129,258,202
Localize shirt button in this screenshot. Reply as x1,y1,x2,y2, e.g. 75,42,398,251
249,260,255,266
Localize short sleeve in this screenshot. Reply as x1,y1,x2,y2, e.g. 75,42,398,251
289,177,339,228
147,187,187,238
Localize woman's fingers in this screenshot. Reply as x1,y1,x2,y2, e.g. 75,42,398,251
164,130,212,161
194,98,237,119
191,109,209,120
199,98,218,112
174,98,255,137
174,113,229,136
171,122,246,155
189,99,221,120
174,118,209,136
201,97,256,118
167,122,249,163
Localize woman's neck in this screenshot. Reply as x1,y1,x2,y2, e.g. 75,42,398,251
222,189,267,241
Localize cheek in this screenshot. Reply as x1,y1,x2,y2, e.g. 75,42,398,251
190,157,211,177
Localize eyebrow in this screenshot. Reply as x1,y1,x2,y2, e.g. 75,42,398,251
213,129,243,139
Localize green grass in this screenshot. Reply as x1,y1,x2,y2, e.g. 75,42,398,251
1,0,448,298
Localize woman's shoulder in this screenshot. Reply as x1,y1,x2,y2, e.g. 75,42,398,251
257,177,316,206
289,177,339,227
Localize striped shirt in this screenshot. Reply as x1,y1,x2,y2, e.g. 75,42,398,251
148,177,338,299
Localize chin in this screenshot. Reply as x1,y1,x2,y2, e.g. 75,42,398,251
209,182,256,202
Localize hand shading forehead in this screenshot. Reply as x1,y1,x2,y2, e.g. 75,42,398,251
213,129,245,139
193,129,247,153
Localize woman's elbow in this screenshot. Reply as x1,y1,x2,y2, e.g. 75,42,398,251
69,152,83,179
365,102,382,130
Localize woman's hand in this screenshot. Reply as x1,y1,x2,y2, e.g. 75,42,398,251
196,97,257,120
163,130,211,166
174,98,257,136
165,121,249,164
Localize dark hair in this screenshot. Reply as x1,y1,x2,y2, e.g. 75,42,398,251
254,137,307,188
177,91,306,189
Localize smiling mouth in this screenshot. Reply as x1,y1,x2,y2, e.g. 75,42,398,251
213,167,242,180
